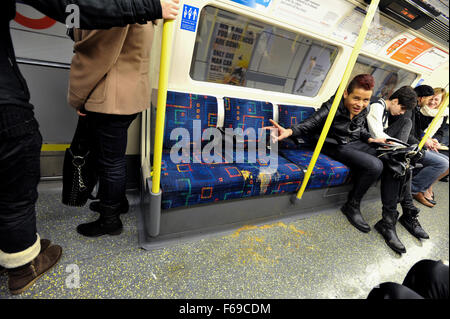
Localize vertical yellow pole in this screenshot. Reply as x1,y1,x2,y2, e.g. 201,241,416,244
418,93,449,150
152,20,175,194
295,0,380,200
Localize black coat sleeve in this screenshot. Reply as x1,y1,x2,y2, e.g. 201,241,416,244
22,0,162,29
290,102,329,138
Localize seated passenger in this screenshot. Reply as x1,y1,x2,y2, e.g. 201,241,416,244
68,23,156,237
414,87,449,202
265,74,428,254
405,85,449,208
367,86,417,143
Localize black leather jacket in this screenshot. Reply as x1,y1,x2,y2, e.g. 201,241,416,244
290,95,373,145
1,0,162,136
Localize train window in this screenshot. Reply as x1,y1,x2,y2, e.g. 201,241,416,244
190,6,339,97
350,55,418,100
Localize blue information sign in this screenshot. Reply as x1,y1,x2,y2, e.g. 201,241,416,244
180,4,199,32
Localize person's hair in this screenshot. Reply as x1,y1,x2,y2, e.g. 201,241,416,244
433,88,447,109
389,86,418,111
347,74,375,94
414,85,434,98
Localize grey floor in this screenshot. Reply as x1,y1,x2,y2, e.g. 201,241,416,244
0,181,448,299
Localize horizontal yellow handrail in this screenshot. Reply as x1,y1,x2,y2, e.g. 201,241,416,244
295,0,380,200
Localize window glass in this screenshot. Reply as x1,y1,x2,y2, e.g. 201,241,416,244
349,56,418,100
190,6,339,97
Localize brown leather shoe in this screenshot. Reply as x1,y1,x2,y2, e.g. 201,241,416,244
8,245,62,295
0,239,51,276
413,192,435,208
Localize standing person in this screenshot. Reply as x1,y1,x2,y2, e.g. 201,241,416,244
1,0,178,295
366,86,429,245
67,21,161,237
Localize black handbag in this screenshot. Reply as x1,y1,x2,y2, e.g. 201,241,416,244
62,116,97,207
376,138,424,179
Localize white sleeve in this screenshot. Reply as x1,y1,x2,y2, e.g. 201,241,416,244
367,102,391,140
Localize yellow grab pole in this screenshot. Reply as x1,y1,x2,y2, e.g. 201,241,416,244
152,20,175,194
418,93,449,150
295,0,380,200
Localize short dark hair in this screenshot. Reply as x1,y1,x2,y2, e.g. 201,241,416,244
414,85,434,98
389,86,418,110
347,74,375,94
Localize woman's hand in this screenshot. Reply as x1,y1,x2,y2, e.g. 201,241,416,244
161,0,180,20
262,119,293,143
368,137,387,144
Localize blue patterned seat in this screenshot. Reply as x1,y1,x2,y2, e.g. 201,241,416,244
277,104,351,189
160,149,245,209
159,94,351,210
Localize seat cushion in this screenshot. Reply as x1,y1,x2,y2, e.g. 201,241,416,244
160,150,246,209
163,92,218,149
280,149,350,189
231,150,304,197
160,148,305,209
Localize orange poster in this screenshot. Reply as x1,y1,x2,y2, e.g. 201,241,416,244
391,37,433,64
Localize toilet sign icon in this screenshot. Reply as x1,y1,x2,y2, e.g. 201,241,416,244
180,4,199,32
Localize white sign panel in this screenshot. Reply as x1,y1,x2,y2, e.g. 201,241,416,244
271,0,354,33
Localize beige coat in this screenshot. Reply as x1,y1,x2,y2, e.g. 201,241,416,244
68,23,154,115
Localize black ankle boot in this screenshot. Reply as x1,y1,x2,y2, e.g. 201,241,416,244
77,203,123,237
399,207,429,240
90,198,129,215
374,220,406,254
341,199,371,233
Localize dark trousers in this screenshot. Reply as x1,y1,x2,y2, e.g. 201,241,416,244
77,112,137,207
0,111,41,254
323,139,414,221
367,260,449,299
323,141,383,202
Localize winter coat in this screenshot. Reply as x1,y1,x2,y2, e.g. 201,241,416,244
68,24,154,115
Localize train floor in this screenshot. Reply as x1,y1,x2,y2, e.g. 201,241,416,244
1,180,448,299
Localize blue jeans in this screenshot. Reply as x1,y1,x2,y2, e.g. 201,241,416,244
411,150,449,194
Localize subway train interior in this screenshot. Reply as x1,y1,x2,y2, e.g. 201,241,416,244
2,0,449,300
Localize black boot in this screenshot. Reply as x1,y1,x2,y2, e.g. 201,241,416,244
341,199,371,233
399,206,429,240
90,197,129,215
374,215,406,254
77,203,123,237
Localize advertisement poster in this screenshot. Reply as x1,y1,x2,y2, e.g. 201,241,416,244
228,0,272,10
11,3,73,64
271,0,353,33
293,44,333,97
333,7,403,54
206,20,261,85
390,37,433,65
